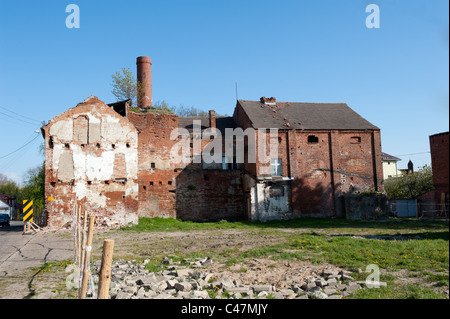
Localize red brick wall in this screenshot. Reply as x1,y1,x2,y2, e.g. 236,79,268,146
127,112,179,218
127,111,246,221
176,170,245,221
292,130,382,217
430,132,449,195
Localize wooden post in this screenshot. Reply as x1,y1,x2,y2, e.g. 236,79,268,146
76,206,82,283
80,215,95,299
98,239,115,299
77,206,82,266
80,210,88,270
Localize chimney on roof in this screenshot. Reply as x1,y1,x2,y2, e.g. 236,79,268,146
260,96,276,105
136,56,152,108
209,110,216,129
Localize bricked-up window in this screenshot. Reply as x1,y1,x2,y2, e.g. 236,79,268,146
271,158,282,176
351,136,361,144
73,116,88,144
308,135,319,144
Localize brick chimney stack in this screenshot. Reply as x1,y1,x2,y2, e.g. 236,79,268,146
260,96,276,105
209,110,216,129
136,56,152,108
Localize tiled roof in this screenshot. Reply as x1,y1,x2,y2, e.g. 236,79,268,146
237,100,379,130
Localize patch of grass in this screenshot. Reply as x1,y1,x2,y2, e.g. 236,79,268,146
121,217,449,234
122,217,251,232
348,283,446,299
287,233,449,272
32,260,74,273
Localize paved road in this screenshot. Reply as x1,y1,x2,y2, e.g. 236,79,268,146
0,221,73,273
0,221,74,298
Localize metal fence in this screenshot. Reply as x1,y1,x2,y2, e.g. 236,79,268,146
388,199,449,219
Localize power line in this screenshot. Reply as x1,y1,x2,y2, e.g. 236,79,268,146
393,151,430,157
0,106,41,124
0,111,41,127
0,134,40,159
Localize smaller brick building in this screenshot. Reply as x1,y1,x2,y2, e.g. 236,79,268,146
429,131,449,205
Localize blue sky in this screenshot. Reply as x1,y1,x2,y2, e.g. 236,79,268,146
0,0,448,184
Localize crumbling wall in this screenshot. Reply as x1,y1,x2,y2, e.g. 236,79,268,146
44,96,139,228
344,192,388,220
176,170,245,221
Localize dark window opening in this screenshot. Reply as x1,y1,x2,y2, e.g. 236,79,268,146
126,143,130,148
307,135,319,144
351,136,361,144
114,178,127,185
49,136,54,149
151,162,156,169
112,144,116,149
65,143,70,149
87,181,92,185
168,181,173,185
50,182,56,187
143,185,146,190
150,181,154,186
159,181,162,185
96,143,100,148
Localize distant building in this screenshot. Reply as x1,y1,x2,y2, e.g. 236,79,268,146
381,152,401,179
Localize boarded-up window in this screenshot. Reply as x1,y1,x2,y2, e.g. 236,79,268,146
58,152,74,182
112,153,127,179
88,122,101,144
73,116,88,144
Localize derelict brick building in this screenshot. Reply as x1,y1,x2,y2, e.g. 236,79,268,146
41,57,383,228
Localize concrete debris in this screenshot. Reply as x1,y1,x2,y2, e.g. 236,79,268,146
86,257,378,299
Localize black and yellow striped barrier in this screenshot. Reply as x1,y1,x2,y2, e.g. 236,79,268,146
23,200,33,223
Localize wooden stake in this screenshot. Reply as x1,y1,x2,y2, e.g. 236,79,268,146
97,239,114,299
80,210,88,269
80,215,95,299
76,206,82,282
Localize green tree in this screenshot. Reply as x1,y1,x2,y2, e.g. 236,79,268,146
384,165,434,199
0,173,22,201
21,163,45,207
111,67,144,107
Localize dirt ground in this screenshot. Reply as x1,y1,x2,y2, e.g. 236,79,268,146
0,225,448,299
